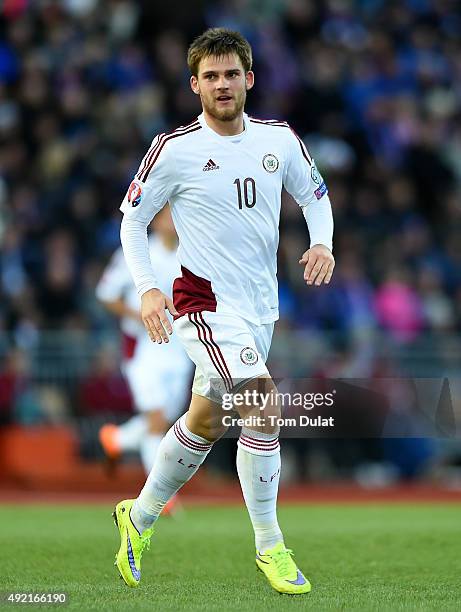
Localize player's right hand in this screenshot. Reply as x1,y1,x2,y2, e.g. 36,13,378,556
141,288,179,344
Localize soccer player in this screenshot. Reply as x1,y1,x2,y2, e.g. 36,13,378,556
113,28,334,594
96,207,192,477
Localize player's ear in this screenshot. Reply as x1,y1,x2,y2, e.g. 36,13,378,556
245,70,254,91
190,75,200,95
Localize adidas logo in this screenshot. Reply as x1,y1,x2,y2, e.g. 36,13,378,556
203,159,220,171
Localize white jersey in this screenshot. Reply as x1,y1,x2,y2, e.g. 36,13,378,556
96,234,181,338
120,112,333,325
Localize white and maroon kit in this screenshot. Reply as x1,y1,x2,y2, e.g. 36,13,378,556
96,235,192,413
120,112,333,400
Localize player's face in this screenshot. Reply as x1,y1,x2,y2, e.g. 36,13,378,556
190,53,254,122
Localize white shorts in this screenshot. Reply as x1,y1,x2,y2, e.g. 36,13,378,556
122,333,192,418
174,305,274,402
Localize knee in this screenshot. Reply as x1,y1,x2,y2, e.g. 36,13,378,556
236,385,282,435
262,417,280,436
185,410,228,443
253,410,280,436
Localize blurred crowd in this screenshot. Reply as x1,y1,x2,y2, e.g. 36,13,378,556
0,0,461,343
1,0,460,343
1,0,461,474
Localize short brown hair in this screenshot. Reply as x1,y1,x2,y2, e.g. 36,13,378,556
187,28,253,76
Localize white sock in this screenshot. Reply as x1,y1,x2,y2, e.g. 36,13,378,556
117,415,147,452
236,427,283,553
131,414,213,534
139,433,163,474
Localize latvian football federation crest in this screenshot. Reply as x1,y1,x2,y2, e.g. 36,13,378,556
127,181,142,207
262,153,279,173
240,347,259,366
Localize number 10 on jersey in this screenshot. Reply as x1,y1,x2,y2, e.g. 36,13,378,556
234,178,256,209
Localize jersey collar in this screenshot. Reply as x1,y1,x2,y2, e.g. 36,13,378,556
197,112,252,147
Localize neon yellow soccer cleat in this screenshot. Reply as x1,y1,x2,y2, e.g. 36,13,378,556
255,542,312,594
112,499,154,587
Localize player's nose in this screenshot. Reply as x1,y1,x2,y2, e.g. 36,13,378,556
216,77,230,89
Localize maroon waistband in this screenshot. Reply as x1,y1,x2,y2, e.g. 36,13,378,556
173,266,217,320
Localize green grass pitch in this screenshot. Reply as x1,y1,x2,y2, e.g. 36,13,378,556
2,503,460,611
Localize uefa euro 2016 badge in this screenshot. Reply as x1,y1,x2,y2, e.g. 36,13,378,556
127,181,143,207
262,153,279,173
240,347,259,366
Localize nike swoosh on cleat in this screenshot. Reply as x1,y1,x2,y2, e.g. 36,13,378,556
255,554,269,564
126,534,141,581
286,570,306,585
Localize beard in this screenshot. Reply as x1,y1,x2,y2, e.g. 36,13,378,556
201,89,246,122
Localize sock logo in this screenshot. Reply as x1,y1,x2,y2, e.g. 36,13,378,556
178,457,198,469
259,468,280,483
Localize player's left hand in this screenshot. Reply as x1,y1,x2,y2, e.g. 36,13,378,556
299,244,335,286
